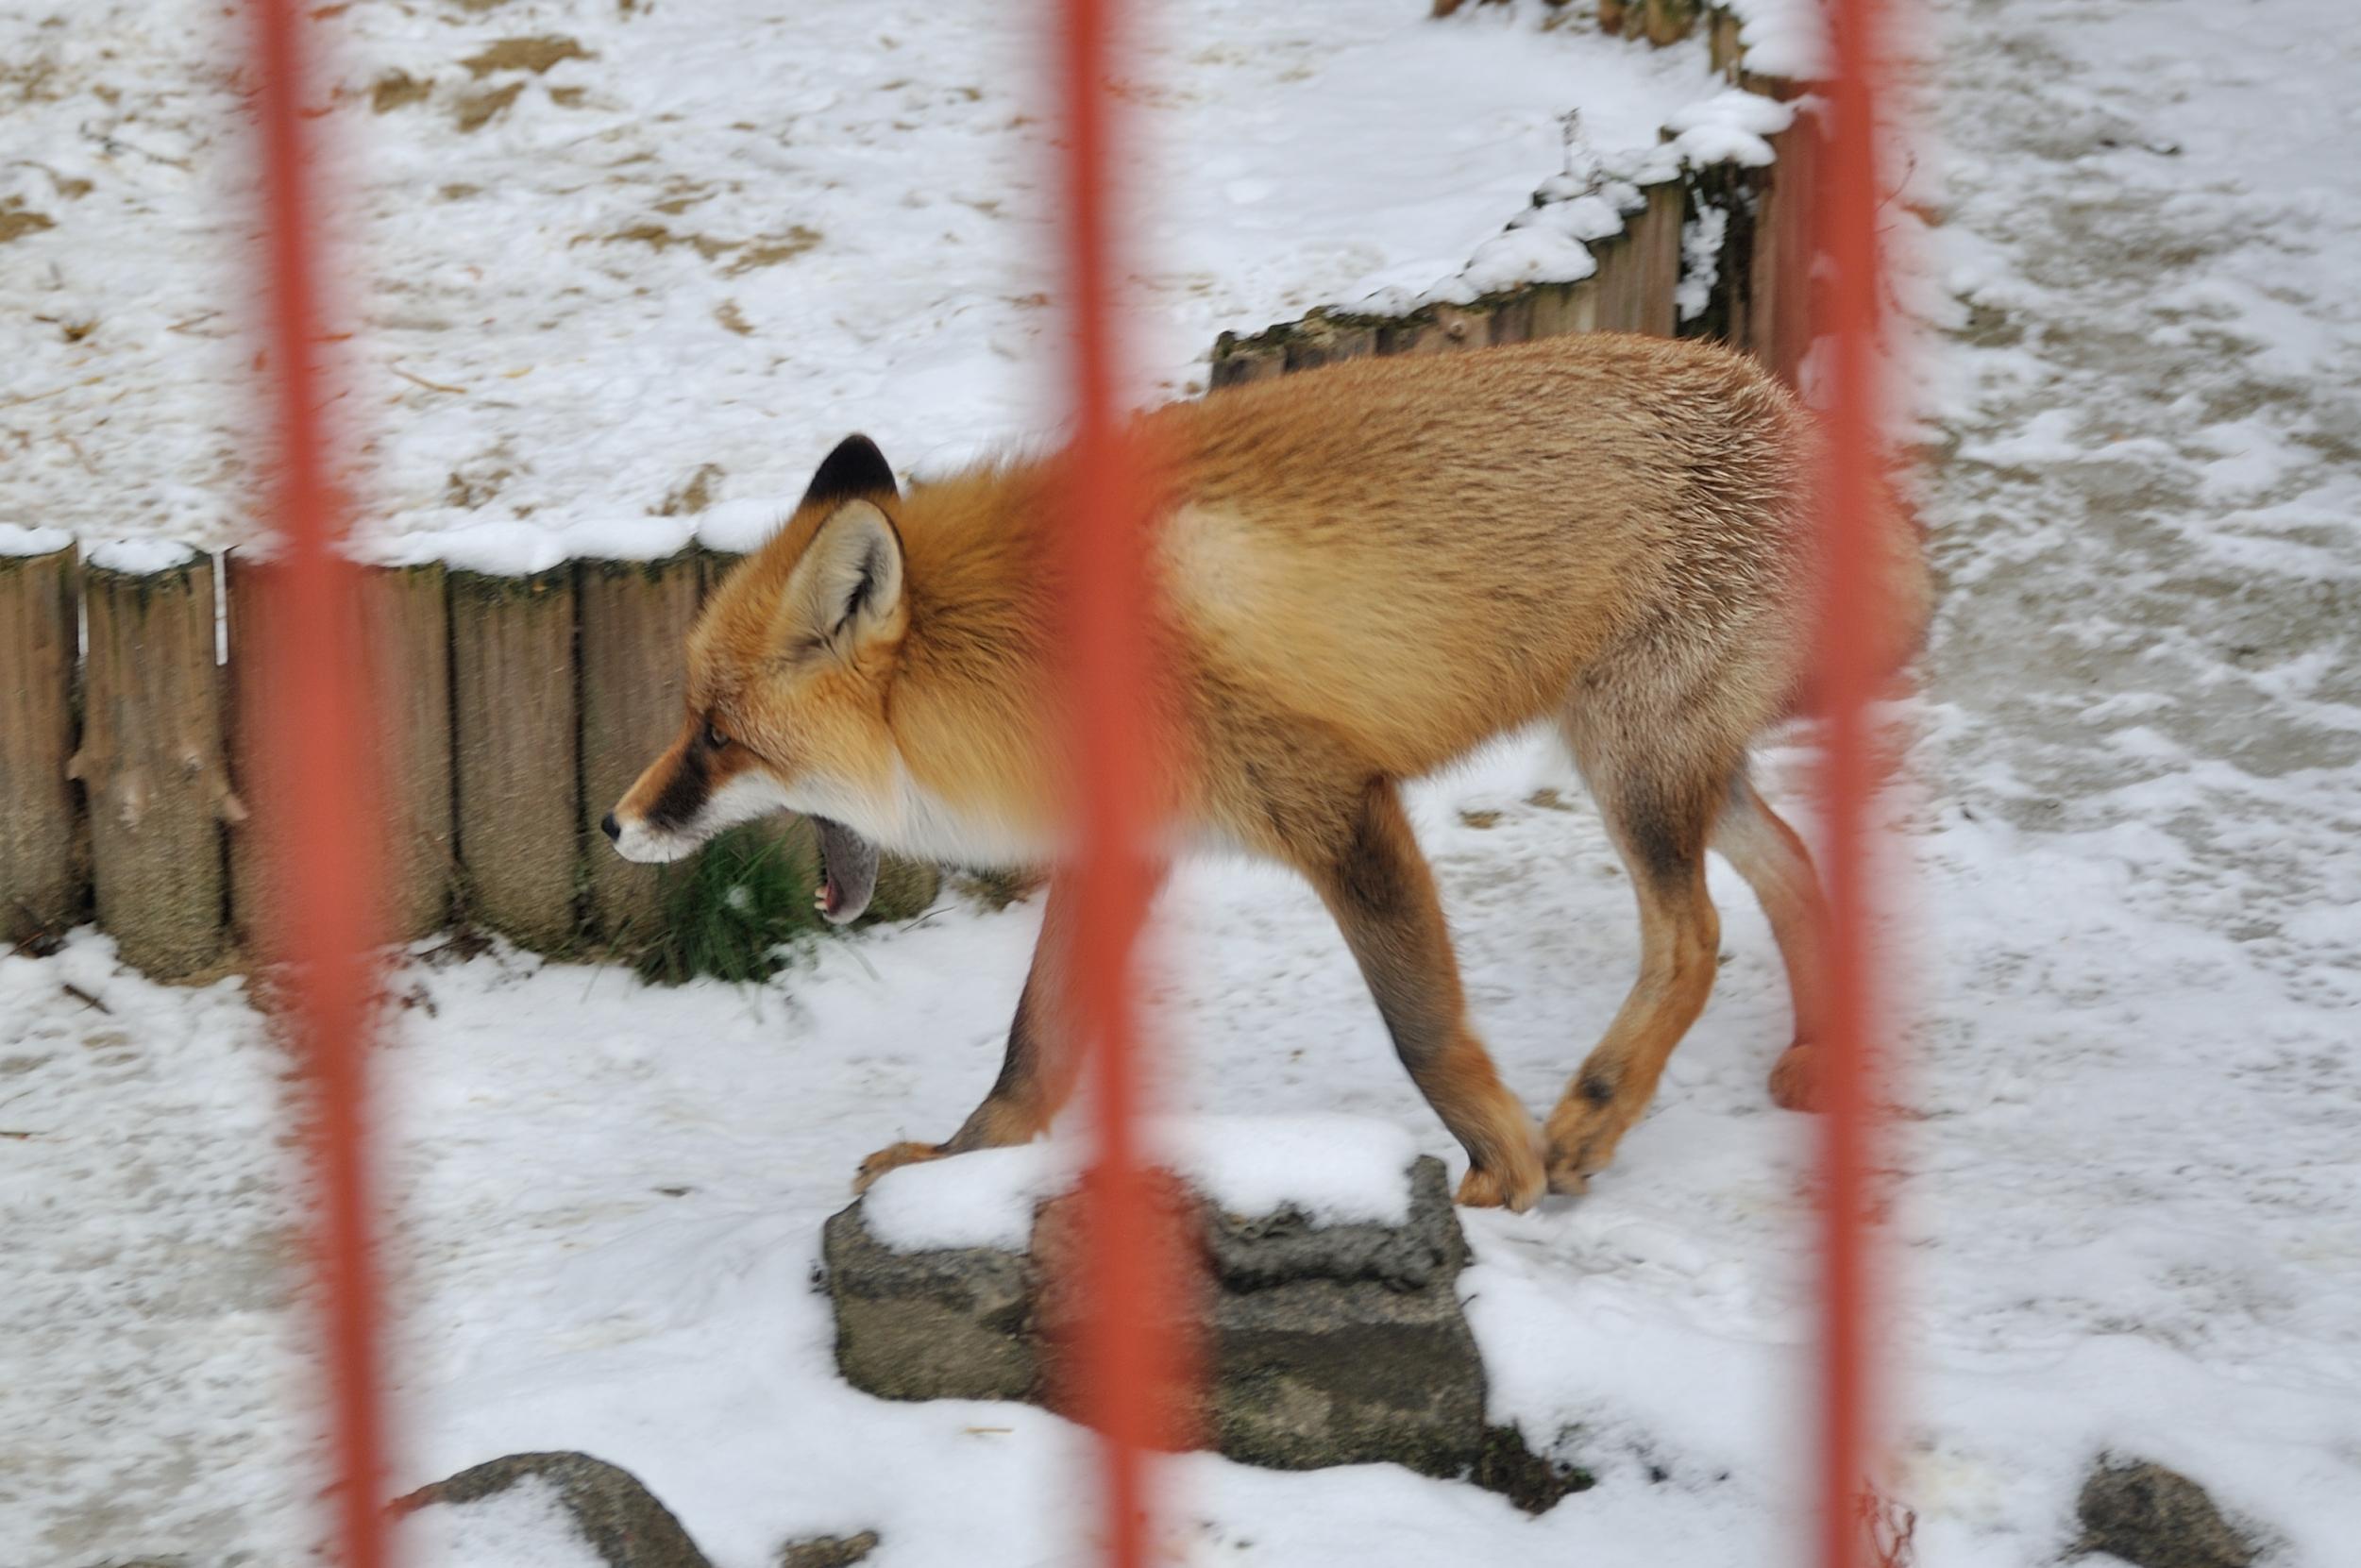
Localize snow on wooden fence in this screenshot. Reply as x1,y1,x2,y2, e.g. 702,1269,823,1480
1210,110,1817,390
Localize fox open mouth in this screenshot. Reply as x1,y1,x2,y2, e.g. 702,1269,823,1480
811,816,880,925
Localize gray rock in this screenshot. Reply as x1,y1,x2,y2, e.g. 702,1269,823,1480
821,1203,1038,1402
777,1531,881,1568
392,1451,713,1568
2076,1457,2259,1568
821,1154,1499,1485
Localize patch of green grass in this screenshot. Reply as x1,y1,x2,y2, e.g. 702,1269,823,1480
632,821,826,986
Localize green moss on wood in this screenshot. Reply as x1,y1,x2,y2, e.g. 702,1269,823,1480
581,549,699,586
448,565,573,604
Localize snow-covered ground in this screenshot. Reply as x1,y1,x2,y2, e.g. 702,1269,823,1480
7,0,2361,1565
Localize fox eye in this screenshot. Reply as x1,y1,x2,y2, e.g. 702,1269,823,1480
704,720,731,750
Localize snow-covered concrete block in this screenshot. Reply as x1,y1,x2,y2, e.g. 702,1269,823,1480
820,1123,1490,1480
821,1204,1039,1404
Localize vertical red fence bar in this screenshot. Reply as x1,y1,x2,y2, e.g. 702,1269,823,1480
1054,1,1181,1566
244,4,393,1568
1814,0,1895,1565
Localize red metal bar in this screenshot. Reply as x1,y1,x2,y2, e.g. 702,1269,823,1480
1813,1,1894,1565
243,5,392,1566
1054,0,1184,1563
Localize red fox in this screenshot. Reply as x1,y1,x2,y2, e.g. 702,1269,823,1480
603,333,1931,1210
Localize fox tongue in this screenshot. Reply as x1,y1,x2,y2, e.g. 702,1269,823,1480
812,816,879,926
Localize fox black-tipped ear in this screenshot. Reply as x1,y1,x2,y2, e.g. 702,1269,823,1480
800,434,898,511
782,499,904,654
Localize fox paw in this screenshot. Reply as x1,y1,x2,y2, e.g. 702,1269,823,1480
1543,1097,1634,1196
1769,1041,1823,1112
852,1139,947,1194
1457,1140,1548,1212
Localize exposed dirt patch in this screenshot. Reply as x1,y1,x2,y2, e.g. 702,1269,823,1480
575,222,818,273
650,179,713,215
0,58,65,108
444,466,512,510
452,80,524,133
581,222,733,261
725,226,822,273
713,299,753,336
654,464,723,516
371,70,432,113
0,200,56,244
461,36,592,77
548,85,587,109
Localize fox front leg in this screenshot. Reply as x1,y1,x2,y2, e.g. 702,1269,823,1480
852,874,1090,1193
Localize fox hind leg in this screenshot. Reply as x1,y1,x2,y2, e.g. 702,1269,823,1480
1711,773,1830,1111
1298,779,1546,1211
1545,711,1730,1191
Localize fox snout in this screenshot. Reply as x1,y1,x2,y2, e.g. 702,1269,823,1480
603,732,879,923
604,723,764,864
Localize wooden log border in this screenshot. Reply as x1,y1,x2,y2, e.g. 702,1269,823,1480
578,551,701,948
0,544,82,946
450,565,581,953
77,551,233,979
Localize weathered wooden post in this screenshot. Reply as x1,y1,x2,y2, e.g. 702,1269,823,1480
1709,5,1745,76
0,537,81,945
1282,311,1379,372
228,552,454,948
1589,178,1683,337
1526,276,1604,339
450,565,580,951
1631,177,1687,337
1483,292,1536,346
1208,328,1288,388
365,562,457,940
1375,301,1494,356
577,551,700,949
1643,0,1700,46
1749,114,1820,386
77,547,232,977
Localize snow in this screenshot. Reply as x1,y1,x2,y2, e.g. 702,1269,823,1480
696,497,801,558
10,0,2361,1566
83,537,198,575
0,525,73,559
1678,204,1730,323
862,1114,1425,1252
863,1143,1080,1253
1458,228,1603,295
0,0,1713,563
400,1477,606,1568
1664,88,1797,169
1723,0,1829,82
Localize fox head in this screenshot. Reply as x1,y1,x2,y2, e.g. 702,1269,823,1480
601,433,905,922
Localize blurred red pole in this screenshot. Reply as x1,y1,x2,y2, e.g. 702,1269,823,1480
1055,1,1179,1566
244,4,392,1567
1814,1,1895,1565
